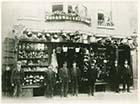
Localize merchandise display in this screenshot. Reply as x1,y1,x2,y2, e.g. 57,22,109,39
5,31,133,95
17,41,49,87
24,74,44,86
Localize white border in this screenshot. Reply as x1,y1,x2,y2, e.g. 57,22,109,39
0,0,139,104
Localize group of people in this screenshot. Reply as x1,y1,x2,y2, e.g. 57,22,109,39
7,59,132,98
44,62,81,97
112,60,132,93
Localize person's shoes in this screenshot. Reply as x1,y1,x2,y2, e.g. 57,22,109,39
127,90,131,93
91,93,94,96
122,89,126,92
88,93,91,96
116,91,119,93
64,94,68,97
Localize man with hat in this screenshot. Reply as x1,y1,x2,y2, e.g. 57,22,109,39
87,61,97,96
59,62,70,97
44,65,56,98
122,60,132,92
11,61,24,97
113,60,121,93
70,62,81,96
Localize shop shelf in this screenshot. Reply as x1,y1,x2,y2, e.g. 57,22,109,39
21,65,48,67
18,58,48,60
22,85,42,89
24,70,45,72
18,49,48,52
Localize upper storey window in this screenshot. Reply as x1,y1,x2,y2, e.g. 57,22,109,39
45,3,91,26
97,11,114,29
98,13,104,21
68,5,73,13
67,5,87,17
67,5,79,17
52,4,63,12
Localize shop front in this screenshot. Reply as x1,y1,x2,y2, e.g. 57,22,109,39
2,28,136,97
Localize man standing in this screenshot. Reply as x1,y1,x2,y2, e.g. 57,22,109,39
70,62,80,96
59,62,70,97
44,65,56,98
114,60,120,93
122,60,131,92
11,61,24,97
87,63,97,96
2,66,13,96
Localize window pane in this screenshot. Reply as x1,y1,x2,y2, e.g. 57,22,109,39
98,13,104,20
68,5,73,13
52,5,63,12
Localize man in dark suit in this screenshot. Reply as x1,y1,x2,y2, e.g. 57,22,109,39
44,65,56,98
11,61,24,97
70,62,80,96
87,62,97,96
59,62,70,97
114,60,121,93
122,60,131,92
2,66,13,96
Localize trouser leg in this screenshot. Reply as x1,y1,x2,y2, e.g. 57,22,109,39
89,86,91,95
122,79,126,91
45,86,48,97
88,82,92,96
17,85,20,97
14,84,21,97
46,83,53,98
73,80,76,96
75,81,78,96
91,86,93,96
13,85,17,97
64,81,68,97
116,80,120,92
64,82,66,97
18,85,22,97
126,79,130,92
61,82,64,97
49,87,53,98
72,81,74,96
45,85,48,97
48,85,51,97
92,83,95,96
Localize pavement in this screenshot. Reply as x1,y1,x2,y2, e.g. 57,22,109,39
1,89,138,104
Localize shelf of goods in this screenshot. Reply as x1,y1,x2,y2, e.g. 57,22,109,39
17,40,49,88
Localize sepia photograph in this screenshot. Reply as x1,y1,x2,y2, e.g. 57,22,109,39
1,0,138,104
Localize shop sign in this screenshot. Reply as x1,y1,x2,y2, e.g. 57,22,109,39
45,14,91,26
